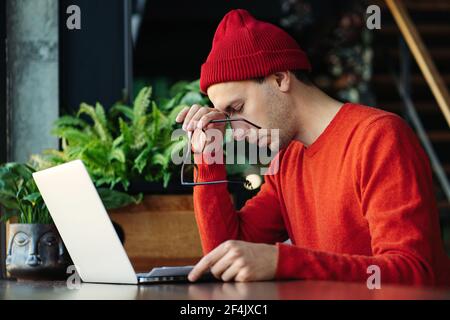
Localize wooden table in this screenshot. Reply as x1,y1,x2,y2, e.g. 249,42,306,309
1,279,449,300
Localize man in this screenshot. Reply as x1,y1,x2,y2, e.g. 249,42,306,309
176,9,450,286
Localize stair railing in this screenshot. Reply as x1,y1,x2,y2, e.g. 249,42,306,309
386,0,450,126
385,0,450,202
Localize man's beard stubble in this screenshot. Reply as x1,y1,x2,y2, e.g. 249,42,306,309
266,91,297,151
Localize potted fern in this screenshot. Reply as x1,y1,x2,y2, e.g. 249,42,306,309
31,81,208,202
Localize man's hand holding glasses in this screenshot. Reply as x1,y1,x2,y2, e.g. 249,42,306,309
175,104,262,188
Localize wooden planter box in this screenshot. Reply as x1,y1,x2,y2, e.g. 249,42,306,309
108,194,203,272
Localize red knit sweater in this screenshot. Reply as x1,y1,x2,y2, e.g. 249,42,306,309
193,103,450,286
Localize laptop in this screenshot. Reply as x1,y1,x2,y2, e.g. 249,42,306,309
32,159,215,285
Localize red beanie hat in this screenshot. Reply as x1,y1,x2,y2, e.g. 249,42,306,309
200,9,311,94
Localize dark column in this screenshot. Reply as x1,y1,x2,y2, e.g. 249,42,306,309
59,0,133,111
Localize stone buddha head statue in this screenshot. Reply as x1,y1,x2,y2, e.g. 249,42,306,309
6,224,71,280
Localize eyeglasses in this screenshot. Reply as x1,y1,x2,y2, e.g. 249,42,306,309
180,116,261,189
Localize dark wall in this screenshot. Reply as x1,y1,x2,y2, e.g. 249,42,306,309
59,0,133,113
0,0,6,163
134,0,281,81
0,0,7,280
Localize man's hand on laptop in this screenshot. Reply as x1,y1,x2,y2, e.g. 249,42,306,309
188,240,278,282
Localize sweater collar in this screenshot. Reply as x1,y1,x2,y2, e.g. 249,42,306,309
302,102,352,157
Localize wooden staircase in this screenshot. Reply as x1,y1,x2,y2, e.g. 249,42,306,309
372,0,450,249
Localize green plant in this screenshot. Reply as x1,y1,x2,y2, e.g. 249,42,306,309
159,79,210,111
0,163,51,224
30,80,208,209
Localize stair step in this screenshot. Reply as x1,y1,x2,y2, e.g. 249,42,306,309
381,101,440,114
382,25,450,36
427,130,450,142
371,73,450,101
438,201,450,210
404,1,450,12
372,73,450,86
443,164,450,174
372,47,450,74
386,48,450,61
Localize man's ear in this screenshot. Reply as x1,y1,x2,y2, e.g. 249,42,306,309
272,71,291,93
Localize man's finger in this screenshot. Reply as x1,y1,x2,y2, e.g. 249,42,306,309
191,128,207,153
186,107,210,131
183,104,202,130
197,111,227,130
220,260,244,282
188,242,229,281
209,250,237,280
175,106,190,123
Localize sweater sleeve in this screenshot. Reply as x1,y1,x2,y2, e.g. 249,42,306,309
193,151,289,254
275,115,445,286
